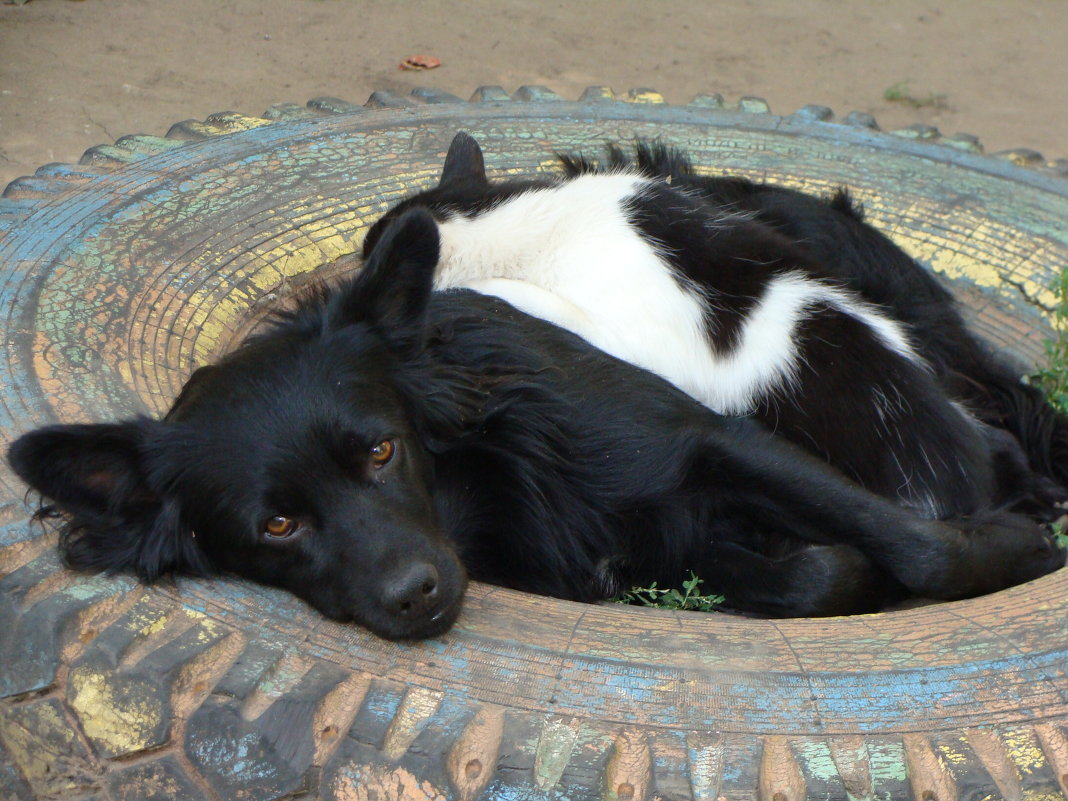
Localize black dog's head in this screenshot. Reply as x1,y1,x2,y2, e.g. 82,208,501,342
8,209,468,640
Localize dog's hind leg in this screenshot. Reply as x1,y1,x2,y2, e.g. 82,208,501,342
695,421,1064,601
691,541,900,617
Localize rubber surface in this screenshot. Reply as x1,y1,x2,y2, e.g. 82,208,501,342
1,86,1067,800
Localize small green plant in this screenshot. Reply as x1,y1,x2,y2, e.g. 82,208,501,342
1032,267,1068,413
1052,519,1068,551
614,571,724,612
883,81,948,110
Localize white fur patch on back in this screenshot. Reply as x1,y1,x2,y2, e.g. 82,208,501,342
434,173,920,414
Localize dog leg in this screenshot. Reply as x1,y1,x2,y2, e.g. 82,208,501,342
693,541,899,617
699,421,1064,599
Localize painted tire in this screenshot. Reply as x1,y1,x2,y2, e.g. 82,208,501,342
1,87,1067,801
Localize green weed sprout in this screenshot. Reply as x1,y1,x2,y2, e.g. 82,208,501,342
614,571,724,612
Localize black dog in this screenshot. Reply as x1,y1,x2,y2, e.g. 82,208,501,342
7,209,1063,639
366,135,1068,523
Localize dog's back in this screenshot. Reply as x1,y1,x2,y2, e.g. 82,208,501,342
572,141,1068,495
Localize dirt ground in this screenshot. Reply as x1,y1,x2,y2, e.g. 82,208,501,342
1,0,1066,190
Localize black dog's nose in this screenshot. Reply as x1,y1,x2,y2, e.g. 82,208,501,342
382,562,440,618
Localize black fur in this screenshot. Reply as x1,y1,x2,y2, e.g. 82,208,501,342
7,207,1063,639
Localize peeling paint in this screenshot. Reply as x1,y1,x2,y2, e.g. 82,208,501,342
533,718,579,790
67,665,163,756
0,700,99,795
796,739,841,784
1001,726,1049,776
331,761,447,801
382,686,444,761
867,741,909,785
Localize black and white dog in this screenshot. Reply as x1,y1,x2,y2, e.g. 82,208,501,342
365,134,1068,522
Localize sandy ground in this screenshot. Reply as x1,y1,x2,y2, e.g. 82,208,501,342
1,0,1066,191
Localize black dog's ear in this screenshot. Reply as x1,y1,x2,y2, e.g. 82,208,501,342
8,422,154,518
331,207,440,354
439,132,487,186
6,420,210,581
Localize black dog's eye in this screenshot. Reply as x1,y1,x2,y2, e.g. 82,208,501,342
264,515,299,539
370,439,395,468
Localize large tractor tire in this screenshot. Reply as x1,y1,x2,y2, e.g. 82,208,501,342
1,87,1066,801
